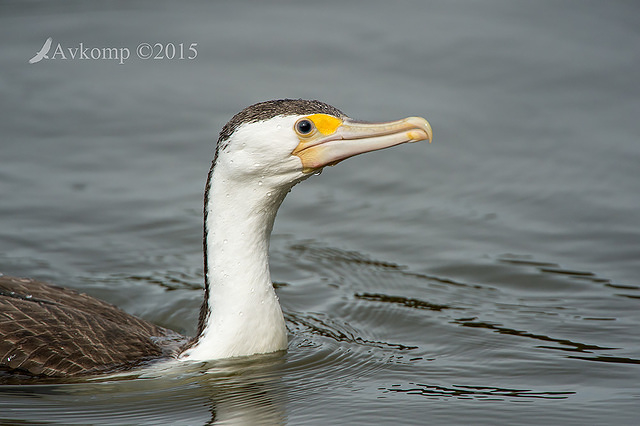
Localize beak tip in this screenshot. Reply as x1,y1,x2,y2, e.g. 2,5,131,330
406,116,433,143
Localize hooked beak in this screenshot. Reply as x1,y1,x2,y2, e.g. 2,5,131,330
292,116,433,173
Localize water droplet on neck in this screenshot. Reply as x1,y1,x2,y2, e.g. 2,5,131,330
223,239,228,244
266,192,272,197
258,181,263,186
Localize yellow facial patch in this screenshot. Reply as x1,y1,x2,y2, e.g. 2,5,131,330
307,114,343,135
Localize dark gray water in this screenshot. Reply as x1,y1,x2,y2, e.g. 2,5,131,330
1,0,639,424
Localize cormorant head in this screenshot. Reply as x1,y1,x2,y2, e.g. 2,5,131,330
212,99,432,189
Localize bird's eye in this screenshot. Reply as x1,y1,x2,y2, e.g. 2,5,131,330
295,119,314,135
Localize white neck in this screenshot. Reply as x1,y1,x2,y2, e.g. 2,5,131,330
179,154,302,361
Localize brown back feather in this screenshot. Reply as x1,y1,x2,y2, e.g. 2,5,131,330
0,276,185,378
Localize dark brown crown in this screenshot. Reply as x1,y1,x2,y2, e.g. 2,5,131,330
218,99,345,145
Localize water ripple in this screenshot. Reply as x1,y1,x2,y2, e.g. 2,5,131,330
379,382,575,401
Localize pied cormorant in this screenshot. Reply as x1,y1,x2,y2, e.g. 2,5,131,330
0,99,432,378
